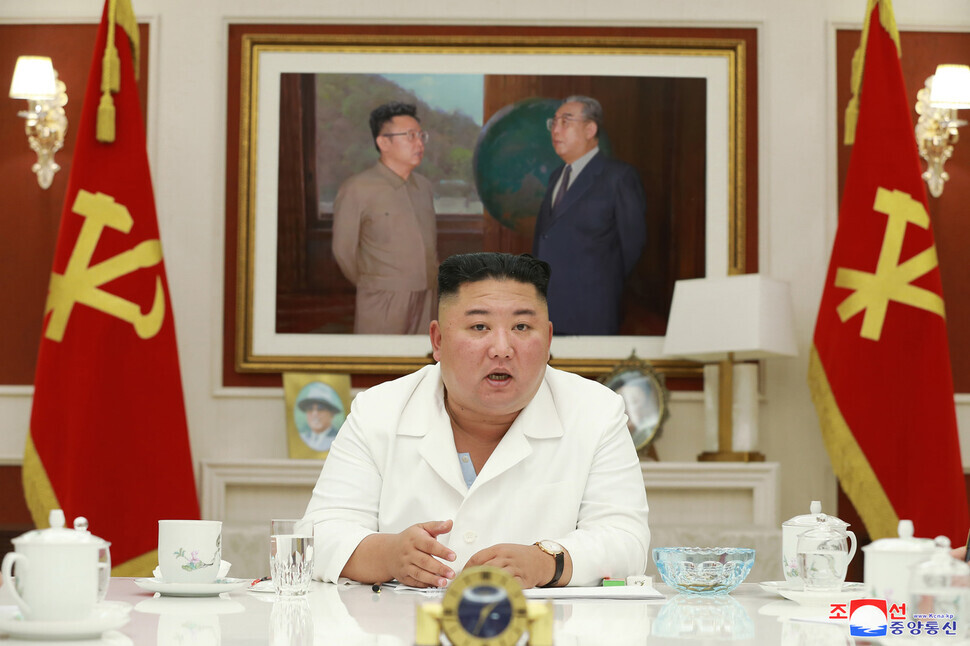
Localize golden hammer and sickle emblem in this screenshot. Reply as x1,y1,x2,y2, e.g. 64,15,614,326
834,187,944,341
44,190,165,343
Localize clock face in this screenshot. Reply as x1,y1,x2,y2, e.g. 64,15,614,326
457,585,513,637
441,566,529,646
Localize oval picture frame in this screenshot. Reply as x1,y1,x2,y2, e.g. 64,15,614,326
600,354,670,457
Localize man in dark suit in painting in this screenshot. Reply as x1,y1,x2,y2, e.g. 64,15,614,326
533,95,646,335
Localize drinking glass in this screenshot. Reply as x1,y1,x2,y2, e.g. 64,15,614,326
796,515,850,593
270,519,314,596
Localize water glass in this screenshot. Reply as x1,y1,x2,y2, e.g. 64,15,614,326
270,519,314,596
796,515,851,592
798,550,848,592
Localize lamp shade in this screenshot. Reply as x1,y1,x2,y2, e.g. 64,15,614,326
662,274,798,361
930,64,970,109
9,56,57,100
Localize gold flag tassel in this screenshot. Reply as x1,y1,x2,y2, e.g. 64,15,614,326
101,44,120,94
97,91,116,143
97,0,120,143
101,5,120,94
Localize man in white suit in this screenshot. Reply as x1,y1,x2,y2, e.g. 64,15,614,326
301,253,650,588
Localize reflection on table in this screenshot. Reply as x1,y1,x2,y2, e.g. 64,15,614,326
2,577,956,645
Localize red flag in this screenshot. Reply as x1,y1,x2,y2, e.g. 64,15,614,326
809,0,968,543
23,0,199,575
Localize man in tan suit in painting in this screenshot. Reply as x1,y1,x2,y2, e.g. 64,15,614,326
332,102,438,334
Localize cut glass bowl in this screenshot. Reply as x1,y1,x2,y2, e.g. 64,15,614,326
653,547,756,595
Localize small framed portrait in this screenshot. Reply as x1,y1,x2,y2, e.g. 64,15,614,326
283,372,352,458
600,355,670,459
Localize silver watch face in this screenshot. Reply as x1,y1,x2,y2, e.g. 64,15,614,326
538,540,563,554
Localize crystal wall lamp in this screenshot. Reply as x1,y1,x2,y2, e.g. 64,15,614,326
9,56,69,189
915,64,970,198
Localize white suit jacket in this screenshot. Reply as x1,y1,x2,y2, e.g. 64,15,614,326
301,364,650,586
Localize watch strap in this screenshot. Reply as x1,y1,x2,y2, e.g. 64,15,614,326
534,541,565,588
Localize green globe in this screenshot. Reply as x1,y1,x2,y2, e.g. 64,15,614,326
473,97,611,237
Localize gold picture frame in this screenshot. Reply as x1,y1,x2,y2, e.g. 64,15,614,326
282,372,352,459
232,27,753,376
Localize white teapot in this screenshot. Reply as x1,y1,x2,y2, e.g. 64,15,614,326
862,520,934,605
782,500,857,587
1,509,111,621
910,535,970,629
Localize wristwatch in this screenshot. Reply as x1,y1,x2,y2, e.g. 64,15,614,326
534,540,565,588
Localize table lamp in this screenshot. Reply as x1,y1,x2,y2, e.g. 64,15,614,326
662,275,797,461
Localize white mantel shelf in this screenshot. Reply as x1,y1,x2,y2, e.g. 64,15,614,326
201,460,782,581
642,462,780,529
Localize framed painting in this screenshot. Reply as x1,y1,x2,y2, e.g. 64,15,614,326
231,26,756,376
282,372,352,459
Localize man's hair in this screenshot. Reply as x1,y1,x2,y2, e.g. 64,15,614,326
369,102,418,152
562,95,603,136
438,253,551,303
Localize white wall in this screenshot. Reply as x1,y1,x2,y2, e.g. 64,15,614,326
2,0,968,531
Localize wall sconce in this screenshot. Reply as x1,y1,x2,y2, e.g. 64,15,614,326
915,64,970,198
9,56,69,190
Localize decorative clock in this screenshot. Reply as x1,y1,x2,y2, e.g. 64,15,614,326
415,565,552,646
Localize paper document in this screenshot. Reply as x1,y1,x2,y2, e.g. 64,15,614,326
524,585,665,600
381,581,666,600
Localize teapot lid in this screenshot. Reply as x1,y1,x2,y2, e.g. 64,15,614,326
862,520,934,553
12,510,109,546
783,500,850,528
797,512,847,543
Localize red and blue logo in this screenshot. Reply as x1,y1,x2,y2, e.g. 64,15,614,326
849,599,888,637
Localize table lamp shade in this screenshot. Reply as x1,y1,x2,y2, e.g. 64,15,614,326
662,275,797,361
662,274,797,461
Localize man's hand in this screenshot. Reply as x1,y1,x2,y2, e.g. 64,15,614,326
466,543,571,589
387,520,458,587
342,520,457,588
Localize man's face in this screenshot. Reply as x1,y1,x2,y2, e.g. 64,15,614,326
430,279,553,423
549,101,598,164
376,115,425,172
305,404,334,434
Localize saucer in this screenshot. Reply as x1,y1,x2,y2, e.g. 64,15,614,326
249,580,275,593
759,581,793,596
0,601,131,640
133,577,250,597
760,581,865,605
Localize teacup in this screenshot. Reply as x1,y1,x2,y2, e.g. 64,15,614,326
158,520,222,584
1,509,110,621
782,500,856,587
